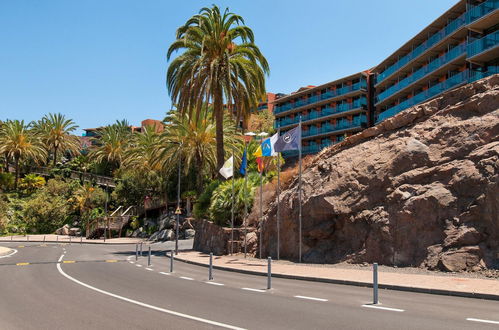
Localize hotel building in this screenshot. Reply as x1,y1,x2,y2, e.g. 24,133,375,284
273,0,498,156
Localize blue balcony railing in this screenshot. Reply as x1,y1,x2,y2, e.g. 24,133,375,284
275,98,366,129
377,70,469,122
377,13,466,84
469,65,499,82
302,115,367,138
377,43,467,103
467,0,499,23
273,80,367,114
467,30,499,58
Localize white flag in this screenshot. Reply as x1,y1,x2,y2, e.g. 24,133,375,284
219,156,234,179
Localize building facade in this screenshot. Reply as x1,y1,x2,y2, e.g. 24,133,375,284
273,0,498,157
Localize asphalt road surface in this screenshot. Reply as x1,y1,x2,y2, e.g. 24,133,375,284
1,241,498,330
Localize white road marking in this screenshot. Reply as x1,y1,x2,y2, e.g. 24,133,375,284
58,254,64,262
136,264,142,267
361,305,404,312
180,276,194,281
129,261,135,264
0,248,18,258
241,288,266,293
467,318,499,325
294,295,328,302
159,272,171,275
205,282,224,286
145,268,154,271
56,254,245,330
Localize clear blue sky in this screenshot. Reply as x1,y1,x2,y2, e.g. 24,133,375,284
0,0,457,134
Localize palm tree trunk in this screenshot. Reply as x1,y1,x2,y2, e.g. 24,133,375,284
214,89,225,177
53,146,58,167
14,155,20,190
4,152,9,172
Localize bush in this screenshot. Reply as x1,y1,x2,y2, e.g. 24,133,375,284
23,193,71,233
0,172,14,191
193,180,220,219
209,173,260,227
0,197,9,234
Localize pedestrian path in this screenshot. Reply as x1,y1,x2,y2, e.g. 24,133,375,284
174,251,499,299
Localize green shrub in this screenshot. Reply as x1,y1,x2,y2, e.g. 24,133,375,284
23,193,71,233
0,172,14,191
208,173,261,227
193,180,220,219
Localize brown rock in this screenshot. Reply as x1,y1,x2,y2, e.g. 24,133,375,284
255,75,499,271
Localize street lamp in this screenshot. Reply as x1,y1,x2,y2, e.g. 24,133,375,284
175,151,181,255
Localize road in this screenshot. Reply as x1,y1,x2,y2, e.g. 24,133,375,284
0,241,498,330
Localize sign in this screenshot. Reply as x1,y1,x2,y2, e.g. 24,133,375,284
175,207,181,215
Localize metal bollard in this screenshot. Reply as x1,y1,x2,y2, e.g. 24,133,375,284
140,243,143,257
27,235,29,242
209,253,213,280
170,250,174,273
43,235,46,243
135,244,138,261
11,235,13,241
267,257,272,290
56,235,59,242
69,235,71,244
80,235,83,244
148,246,151,266
103,229,106,242
373,263,379,304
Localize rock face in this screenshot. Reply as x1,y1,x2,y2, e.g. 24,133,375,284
260,75,499,272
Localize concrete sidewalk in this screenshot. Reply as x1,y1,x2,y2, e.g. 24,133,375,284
0,234,142,245
0,246,13,256
175,251,499,301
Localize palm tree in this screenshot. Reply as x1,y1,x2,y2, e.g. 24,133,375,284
158,107,241,193
34,113,80,166
0,120,47,189
167,5,269,172
89,121,132,172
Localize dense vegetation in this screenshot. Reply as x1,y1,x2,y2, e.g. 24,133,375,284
0,5,275,236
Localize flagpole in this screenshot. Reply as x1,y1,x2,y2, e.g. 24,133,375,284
276,126,281,260
243,141,248,259
298,116,302,263
259,164,263,259
230,148,235,255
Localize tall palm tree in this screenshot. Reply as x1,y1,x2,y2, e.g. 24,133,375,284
0,120,47,189
89,121,131,171
167,5,269,172
123,125,162,172
158,107,241,193
34,113,80,166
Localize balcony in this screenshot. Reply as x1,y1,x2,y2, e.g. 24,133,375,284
282,141,334,157
467,30,499,62
377,13,466,84
274,98,367,129
273,80,367,115
302,115,367,138
376,43,467,104
377,70,469,123
467,0,499,24
469,65,499,82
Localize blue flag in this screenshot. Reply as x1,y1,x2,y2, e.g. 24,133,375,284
239,148,247,175
261,133,278,157
274,126,301,152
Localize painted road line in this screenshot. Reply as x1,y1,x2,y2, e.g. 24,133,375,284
62,260,75,264
159,272,170,275
145,268,154,271
294,295,328,302
58,254,64,262
241,288,266,293
16,262,30,266
105,260,118,263
467,318,499,325
136,264,142,267
361,305,404,312
56,257,245,330
0,248,18,258
129,261,135,264
180,276,194,281
205,282,224,286
17,245,24,248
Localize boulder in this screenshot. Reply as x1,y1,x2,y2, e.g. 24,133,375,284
56,224,70,236
68,228,80,236
159,229,174,241
440,246,482,272
184,229,195,239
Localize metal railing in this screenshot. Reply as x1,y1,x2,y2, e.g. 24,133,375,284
467,30,499,58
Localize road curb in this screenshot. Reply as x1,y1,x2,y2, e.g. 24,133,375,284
173,256,499,302
0,240,140,245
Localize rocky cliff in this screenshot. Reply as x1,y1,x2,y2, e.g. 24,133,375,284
259,75,499,272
